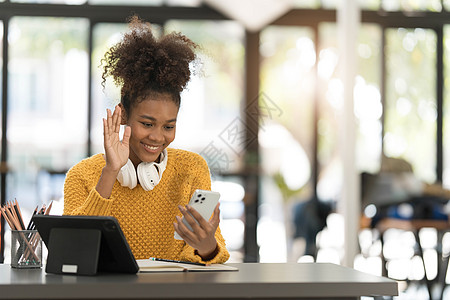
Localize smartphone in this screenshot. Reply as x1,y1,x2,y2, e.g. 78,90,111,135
174,189,220,240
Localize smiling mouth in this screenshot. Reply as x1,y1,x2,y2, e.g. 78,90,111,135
142,143,161,151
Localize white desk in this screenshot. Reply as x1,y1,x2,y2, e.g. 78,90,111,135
0,263,398,300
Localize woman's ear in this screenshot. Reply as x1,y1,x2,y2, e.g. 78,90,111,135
118,103,127,125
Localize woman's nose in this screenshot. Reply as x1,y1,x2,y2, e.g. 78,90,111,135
148,128,164,142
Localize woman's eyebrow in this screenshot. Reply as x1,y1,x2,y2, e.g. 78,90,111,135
140,115,177,123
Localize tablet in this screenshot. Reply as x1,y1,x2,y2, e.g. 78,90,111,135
32,215,139,275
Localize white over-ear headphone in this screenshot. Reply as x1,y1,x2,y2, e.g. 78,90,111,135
117,149,168,191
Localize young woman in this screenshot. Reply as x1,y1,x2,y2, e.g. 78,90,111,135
63,16,229,264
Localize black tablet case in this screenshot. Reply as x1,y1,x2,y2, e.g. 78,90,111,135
32,215,139,275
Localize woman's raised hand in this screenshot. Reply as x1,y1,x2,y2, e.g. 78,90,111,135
96,105,131,199
103,105,131,172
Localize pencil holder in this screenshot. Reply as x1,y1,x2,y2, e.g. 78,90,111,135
11,230,42,269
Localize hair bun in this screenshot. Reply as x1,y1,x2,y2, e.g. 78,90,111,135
101,15,198,106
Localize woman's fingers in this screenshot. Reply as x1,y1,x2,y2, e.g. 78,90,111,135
174,216,196,240
177,205,218,238
122,126,131,147
107,108,113,133
178,205,199,230
103,118,109,144
105,106,123,139
112,105,121,133
209,203,221,228
185,205,210,230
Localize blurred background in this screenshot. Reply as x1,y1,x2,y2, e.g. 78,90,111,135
2,0,450,298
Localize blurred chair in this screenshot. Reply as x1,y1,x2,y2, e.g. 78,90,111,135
361,155,450,300
292,195,333,260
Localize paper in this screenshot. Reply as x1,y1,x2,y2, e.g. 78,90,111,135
137,259,239,273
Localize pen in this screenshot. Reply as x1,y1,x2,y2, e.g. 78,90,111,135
149,257,210,266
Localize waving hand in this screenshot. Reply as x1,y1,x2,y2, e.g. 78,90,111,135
103,105,131,172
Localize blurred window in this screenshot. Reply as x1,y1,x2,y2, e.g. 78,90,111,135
165,20,245,176
259,25,315,262
292,0,320,9
0,20,3,213
260,26,315,198
89,0,163,5
11,0,86,3
316,23,382,202
291,0,442,11
7,17,89,211
443,25,450,188
384,28,437,183
212,177,245,262
91,22,129,155
381,0,442,11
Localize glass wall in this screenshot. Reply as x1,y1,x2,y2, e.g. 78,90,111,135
256,22,384,263
444,25,450,188
164,20,244,174
381,0,442,11
314,23,383,264
317,22,383,200
7,17,89,216
384,28,437,183
89,0,162,5
259,25,315,262
0,21,3,154
11,0,86,3
91,22,129,155
0,20,3,257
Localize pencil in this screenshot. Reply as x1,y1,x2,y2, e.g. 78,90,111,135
4,204,20,230
27,206,38,230
38,204,46,215
0,207,15,229
44,201,53,215
13,201,25,230
149,257,210,266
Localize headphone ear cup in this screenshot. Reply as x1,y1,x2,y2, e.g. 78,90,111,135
117,159,138,189
137,163,160,191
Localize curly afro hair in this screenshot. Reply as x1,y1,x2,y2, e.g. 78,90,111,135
101,15,198,113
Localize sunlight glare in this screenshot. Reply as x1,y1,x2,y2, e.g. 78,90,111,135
354,77,382,120
326,78,344,109
318,48,338,80
295,37,316,69
384,132,408,157
396,97,412,116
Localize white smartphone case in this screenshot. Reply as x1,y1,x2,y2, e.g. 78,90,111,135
174,189,220,240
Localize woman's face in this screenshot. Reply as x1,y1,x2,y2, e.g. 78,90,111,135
122,94,178,166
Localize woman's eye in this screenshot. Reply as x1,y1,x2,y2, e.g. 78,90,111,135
165,126,175,130
142,122,153,127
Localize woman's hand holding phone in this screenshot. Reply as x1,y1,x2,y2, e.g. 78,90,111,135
175,203,220,259
174,190,221,260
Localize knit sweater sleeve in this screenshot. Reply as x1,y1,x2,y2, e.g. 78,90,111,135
63,156,114,216
177,152,230,264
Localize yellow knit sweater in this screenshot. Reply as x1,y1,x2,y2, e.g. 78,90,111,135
63,148,230,264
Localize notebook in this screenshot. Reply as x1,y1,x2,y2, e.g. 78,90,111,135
137,259,239,272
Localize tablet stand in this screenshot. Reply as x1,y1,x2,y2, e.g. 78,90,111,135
46,227,102,276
